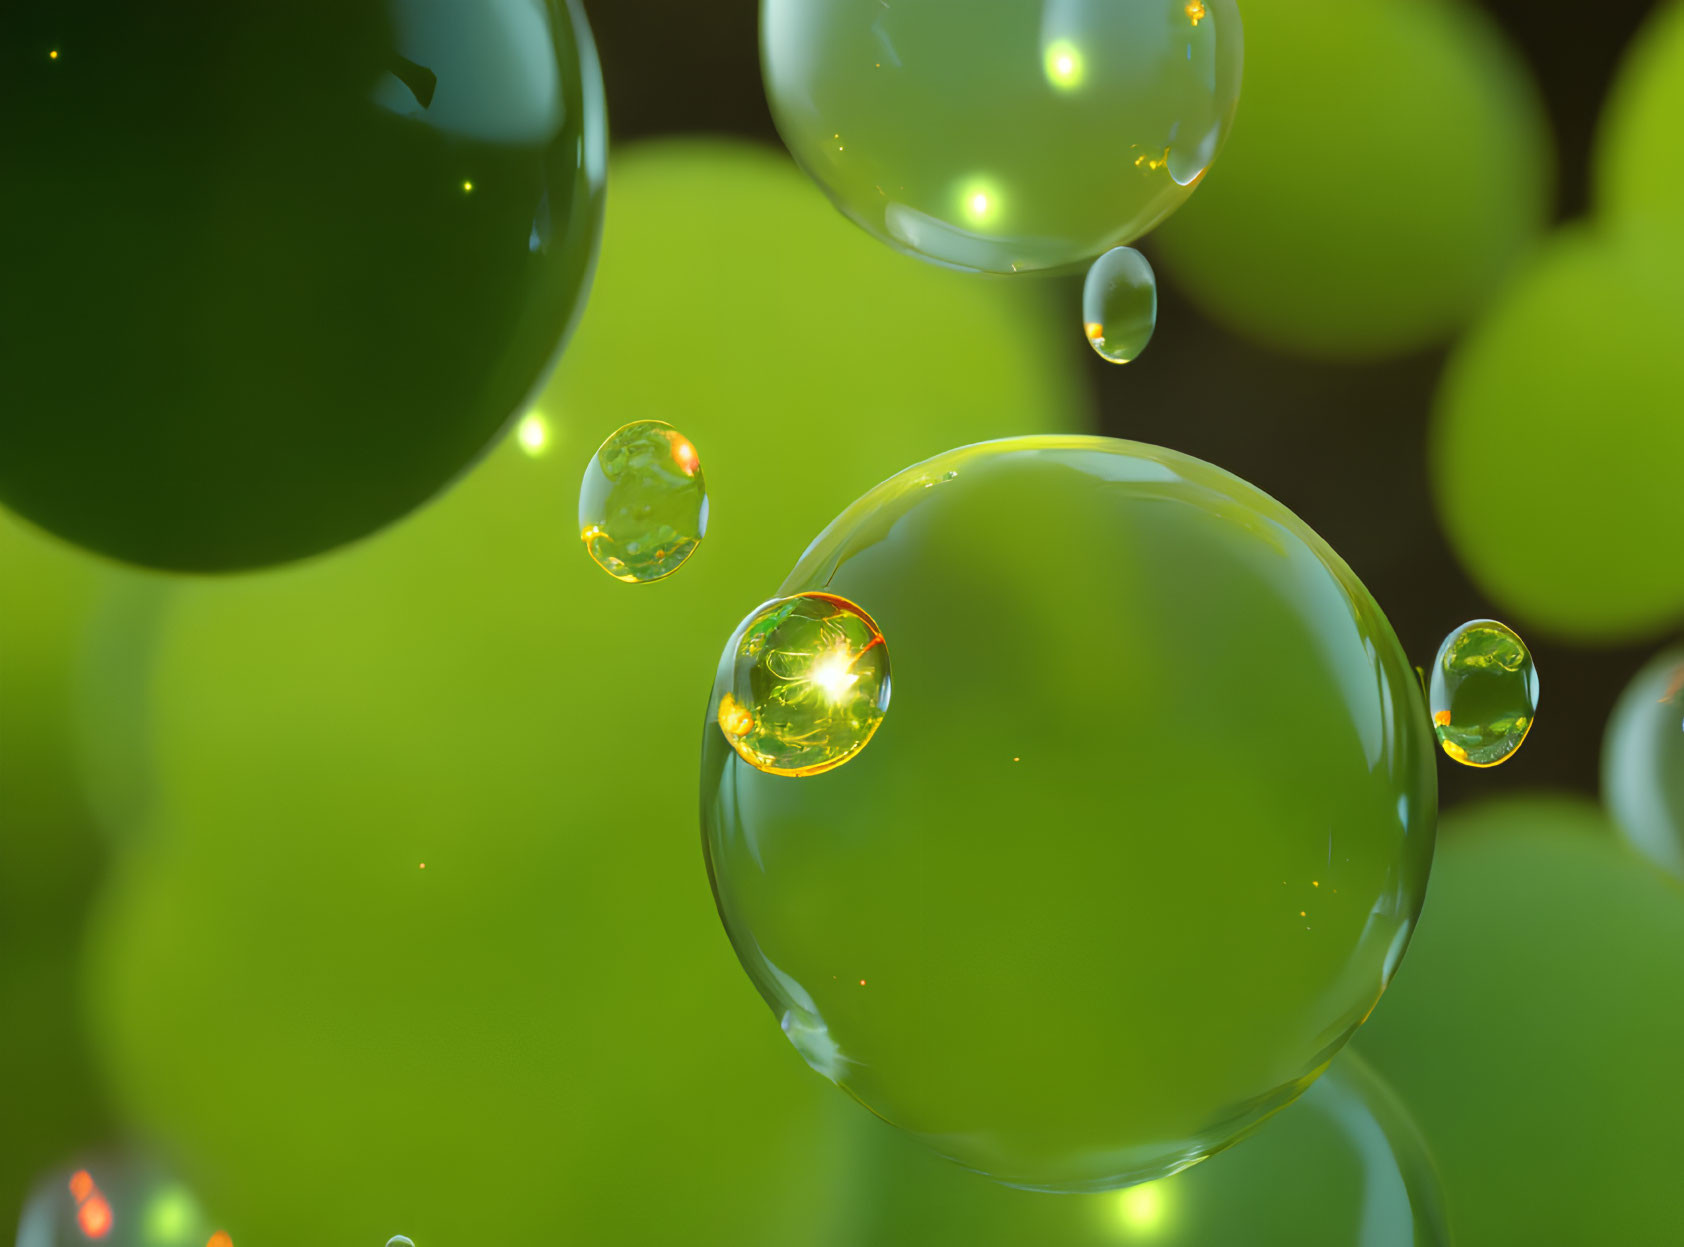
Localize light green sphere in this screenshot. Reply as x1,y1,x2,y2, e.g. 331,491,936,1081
1597,1,1684,228
80,139,1090,1247
1153,0,1550,359
1360,795,1684,1247
1431,225,1684,644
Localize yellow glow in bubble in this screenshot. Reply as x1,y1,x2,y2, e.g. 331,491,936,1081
1115,1180,1168,1232
1045,41,1085,90
962,184,998,223
516,412,550,456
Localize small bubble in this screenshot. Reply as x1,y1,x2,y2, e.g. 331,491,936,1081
1082,247,1158,365
579,420,708,584
712,592,891,777
1428,619,1539,767
386,1238,415,1247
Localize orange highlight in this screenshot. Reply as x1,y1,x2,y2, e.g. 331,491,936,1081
78,1193,113,1239
69,1171,94,1202
1433,710,1452,727
1186,1,1207,24
671,437,700,477
208,1231,234,1247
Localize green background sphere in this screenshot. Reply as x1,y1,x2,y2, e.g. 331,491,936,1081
819,1051,1447,1247
1430,226,1684,644
1602,647,1684,882
702,437,1438,1192
1359,795,1684,1247
1152,0,1550,360
0,0,604,571
0,516,122,1233
79,139,1090,1247
762,0,1241,273
1596,1,1684,228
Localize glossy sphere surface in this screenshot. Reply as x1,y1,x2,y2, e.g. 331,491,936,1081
1083,247,1158,364
579,420,708,583
0,1,605,570
1361,797,1684,1247
712,593,891,777
1602,646,1684,881
762,0,1241,273
1428,620,1538,767
820,1051,1447,1247
701,437,1438,1191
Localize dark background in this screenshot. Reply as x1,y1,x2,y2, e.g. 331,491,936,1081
588,0,1664,809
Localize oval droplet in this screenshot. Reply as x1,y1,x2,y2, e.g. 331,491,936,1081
709,592,891,777
1082,246,1158,365
1428,619,1539,767
578,420,708,583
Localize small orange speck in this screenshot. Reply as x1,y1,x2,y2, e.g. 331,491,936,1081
859,979,866,986
1186,1,1207,24
1084,322,1104,343
69,1171,94,1202
208,1232,234,1247
78,1194,113,1239
1012,755,1021,762
1312,880,1319,887
419,862,426,869
671,437,700,476
1433,709,1452,727
1299,910,1306,917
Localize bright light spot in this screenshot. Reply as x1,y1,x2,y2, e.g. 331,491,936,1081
462,180,474,193
78,1194,114,1240
145,1188,196,1241
516,412,549,455
207,1232,234,1247
1186,1,1207,24
961,183,999,223
49,49,60,60
1115,1181,1166,1232
69,1172,94,1203
671,436,700,477
810,647,861,702
1044,41,1084,89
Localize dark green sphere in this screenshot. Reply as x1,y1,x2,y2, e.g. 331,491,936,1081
1,1,605,570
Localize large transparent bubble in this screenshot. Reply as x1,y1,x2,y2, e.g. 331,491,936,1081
762,0,1241,273
701,436,1437,1191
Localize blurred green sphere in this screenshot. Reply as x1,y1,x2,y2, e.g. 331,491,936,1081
1360,795,1684,1247
702,437,1436,1191
820,1050,1447,1246
1602,646,1684,881
0,516,121,1233
1597,1,1684,228
1431,226,1684,644
81,139,1089,1247
1152,0,1550,359
0,1,604,571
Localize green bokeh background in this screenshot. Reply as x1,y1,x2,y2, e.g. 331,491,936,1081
70,139,1090,1245
1152,0,1551,360
1359,796,1684,1247
5,2,1684,1243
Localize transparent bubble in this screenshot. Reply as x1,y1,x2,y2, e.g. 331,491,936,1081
386,1238,416,1247
822,1051,1448,1246
709,593,892,778
700,436,1437,1191
1082,247,1158,364
762,0,1242,274
16,1156,225,1247
1602,645,1684,881
578,420,708,583
1427,620,1538,767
